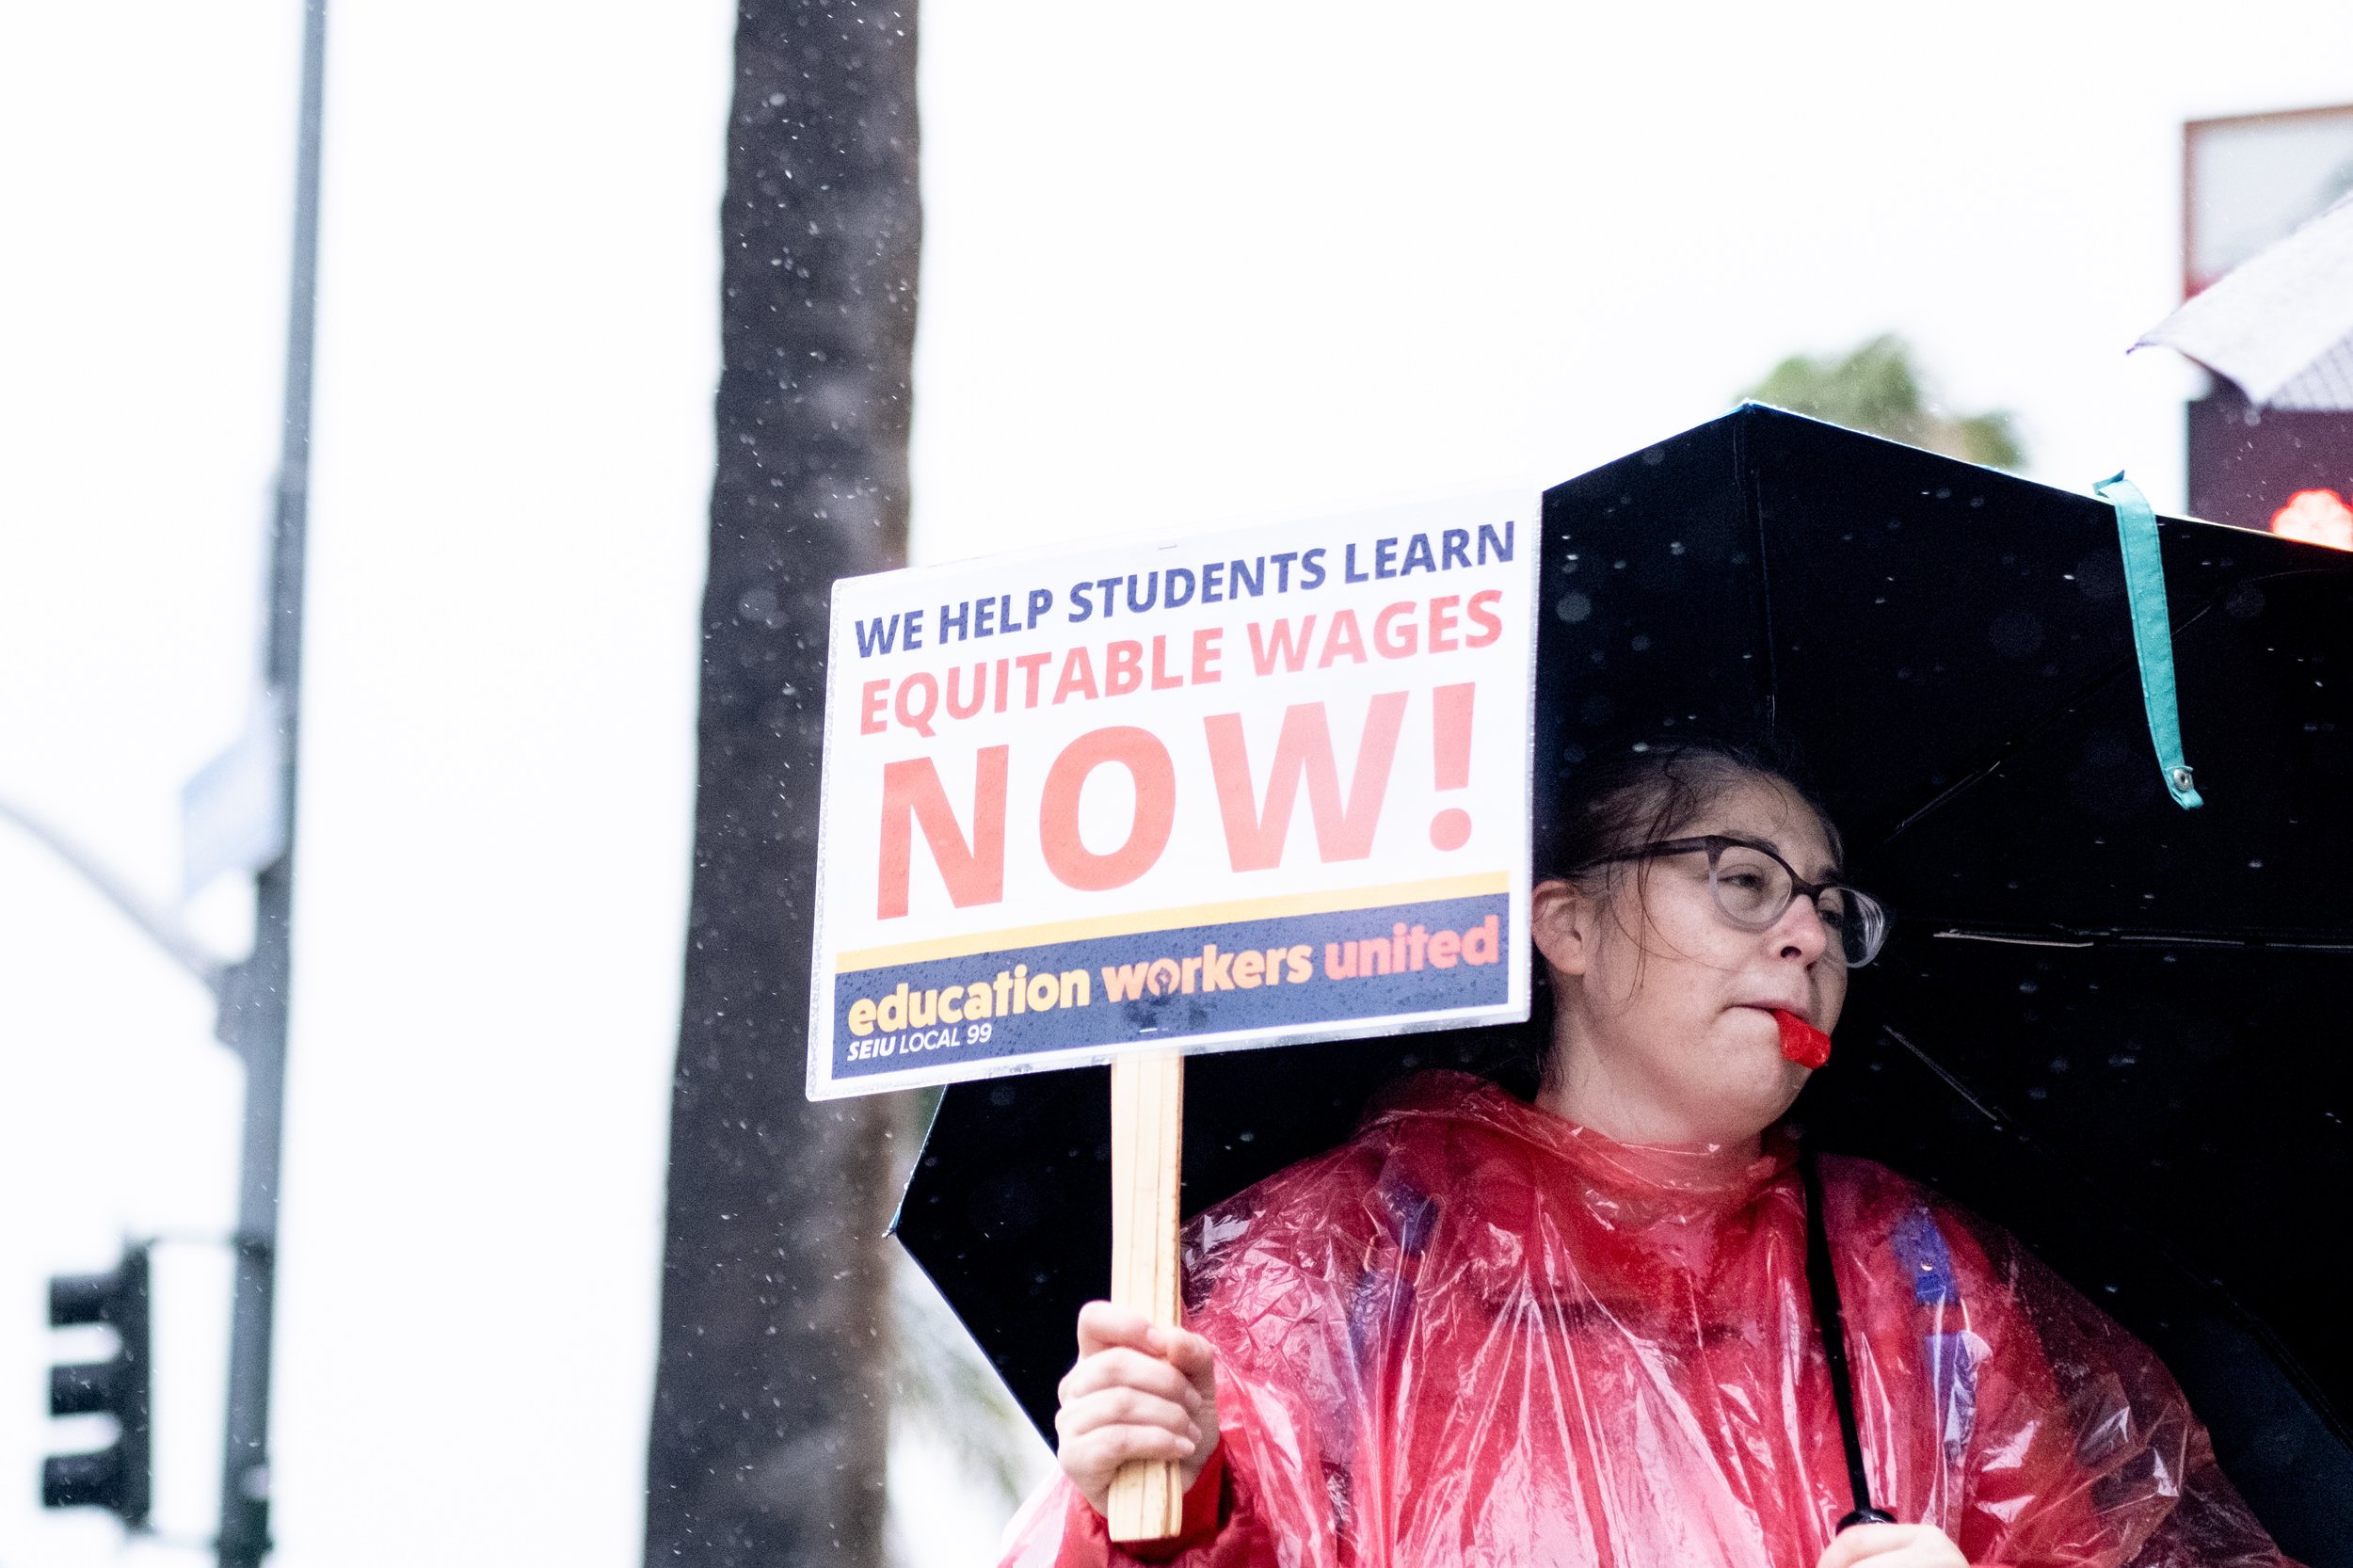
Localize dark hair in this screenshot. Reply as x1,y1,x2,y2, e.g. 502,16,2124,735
1539,733,1842,884
1483,733,1840,1097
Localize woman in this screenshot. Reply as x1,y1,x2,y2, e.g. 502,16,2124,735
1005,741,2294,1568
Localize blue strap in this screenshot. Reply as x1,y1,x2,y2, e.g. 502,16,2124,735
1890,1208,1960,1306
1889,1209,1978,1463
2095,472,2203,810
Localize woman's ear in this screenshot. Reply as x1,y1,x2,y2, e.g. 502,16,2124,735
1530,878,1592,978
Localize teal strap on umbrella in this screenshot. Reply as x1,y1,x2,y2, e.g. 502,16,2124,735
2094,472,2202,810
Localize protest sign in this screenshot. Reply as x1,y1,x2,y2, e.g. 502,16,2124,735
806,492,1539,1101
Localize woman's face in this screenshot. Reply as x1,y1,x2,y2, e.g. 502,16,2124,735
1532,775,1849,1146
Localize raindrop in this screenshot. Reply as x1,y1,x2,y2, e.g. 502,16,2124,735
1555,592,1592,624
1987,609,2044,659
2074,552,2124,601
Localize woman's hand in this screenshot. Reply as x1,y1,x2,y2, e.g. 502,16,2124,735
1815,1523,1970,1568
1055,1301,1222,1516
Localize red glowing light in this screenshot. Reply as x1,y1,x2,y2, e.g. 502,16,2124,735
2270,488,2353,551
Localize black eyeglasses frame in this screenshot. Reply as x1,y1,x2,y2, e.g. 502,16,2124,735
1572,833,1888,968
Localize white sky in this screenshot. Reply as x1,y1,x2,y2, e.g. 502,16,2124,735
2,3,2349,1565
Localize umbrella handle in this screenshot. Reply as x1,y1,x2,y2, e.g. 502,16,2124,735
1107,1050,1188,1542
2095,472,2204,810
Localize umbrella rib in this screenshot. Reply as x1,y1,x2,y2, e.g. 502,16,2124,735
1876,600,2225,848
1873,656,2137,845
1879,561,2349,849
1881,1025,2008,1129
1737,412,1784,734
1929,930,2094,950
1928,925,2353,952
1878,1025,2353,1453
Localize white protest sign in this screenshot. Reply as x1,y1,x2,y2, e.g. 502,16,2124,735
806,493,1539,1099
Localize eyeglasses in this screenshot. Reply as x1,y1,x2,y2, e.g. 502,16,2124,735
1578,835,1889,968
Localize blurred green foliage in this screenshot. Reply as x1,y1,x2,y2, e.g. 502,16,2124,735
1744,334,2025,470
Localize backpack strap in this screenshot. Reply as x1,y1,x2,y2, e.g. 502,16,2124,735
1802,1146,1898,1530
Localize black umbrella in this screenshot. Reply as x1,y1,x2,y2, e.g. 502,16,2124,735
894,405,2353,1562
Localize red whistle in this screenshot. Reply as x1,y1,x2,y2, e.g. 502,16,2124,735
1774,1009,1832,1070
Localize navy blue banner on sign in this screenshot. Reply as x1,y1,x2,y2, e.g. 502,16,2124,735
832,893,1509,1080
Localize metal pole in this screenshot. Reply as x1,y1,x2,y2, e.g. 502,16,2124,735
217,3,325,1561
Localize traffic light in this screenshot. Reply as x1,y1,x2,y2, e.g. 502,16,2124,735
42,1244,152,1526
2186,387,2353,539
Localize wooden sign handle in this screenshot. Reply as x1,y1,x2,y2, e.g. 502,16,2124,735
1107,1050,1186,1542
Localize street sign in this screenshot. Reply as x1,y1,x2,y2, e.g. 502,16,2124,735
180,694,287,899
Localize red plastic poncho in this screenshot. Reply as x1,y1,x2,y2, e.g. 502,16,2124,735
1002,1071,2294,1568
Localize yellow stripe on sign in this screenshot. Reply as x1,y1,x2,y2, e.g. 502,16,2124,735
832,872,1512,973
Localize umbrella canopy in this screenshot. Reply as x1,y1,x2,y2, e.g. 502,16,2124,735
2140,192,2353,411
895,406,2353,1561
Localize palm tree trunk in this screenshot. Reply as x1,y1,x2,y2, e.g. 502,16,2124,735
646,2,920,1561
